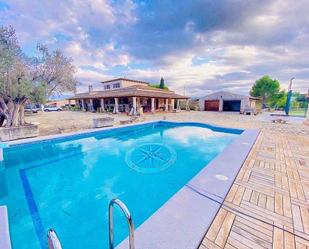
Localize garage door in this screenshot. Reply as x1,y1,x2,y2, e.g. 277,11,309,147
223,100,241,112
204,100,219,111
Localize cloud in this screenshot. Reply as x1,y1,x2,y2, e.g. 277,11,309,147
1,0,308,96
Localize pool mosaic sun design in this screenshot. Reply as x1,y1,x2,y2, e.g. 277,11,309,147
125,143,177,173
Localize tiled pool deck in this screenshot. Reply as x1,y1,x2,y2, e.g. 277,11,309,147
186,115,309,249
149,112,309,249
198,128,309,249
141,111,309,249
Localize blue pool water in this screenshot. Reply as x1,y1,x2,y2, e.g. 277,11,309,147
0,122,241,249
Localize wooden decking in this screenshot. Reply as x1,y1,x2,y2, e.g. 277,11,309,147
199,129,309,248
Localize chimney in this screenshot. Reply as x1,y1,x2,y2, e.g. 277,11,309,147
88,85,93,93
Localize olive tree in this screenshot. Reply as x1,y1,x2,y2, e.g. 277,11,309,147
0,26,29,127
31,44,76,98
0,26,76,127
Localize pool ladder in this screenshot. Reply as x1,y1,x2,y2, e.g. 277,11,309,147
47,229,62,249
109,198,135,249
47,198,135,249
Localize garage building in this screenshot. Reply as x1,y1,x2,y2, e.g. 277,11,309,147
198,91,260,113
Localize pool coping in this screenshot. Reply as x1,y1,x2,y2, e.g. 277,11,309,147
0,206,12,249
117,123,259,249
4,120,243,147
1,120,258,249
5,120,161,147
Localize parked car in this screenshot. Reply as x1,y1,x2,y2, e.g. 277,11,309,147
24,104,39,113
43,105,63,112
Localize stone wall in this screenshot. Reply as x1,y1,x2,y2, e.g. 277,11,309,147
92,117,114,128
0,125,39,141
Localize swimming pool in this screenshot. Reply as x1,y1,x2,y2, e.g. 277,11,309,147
0,121,246,249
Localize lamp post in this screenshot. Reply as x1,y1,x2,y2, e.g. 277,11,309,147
285,77,295,115
288,77,295,91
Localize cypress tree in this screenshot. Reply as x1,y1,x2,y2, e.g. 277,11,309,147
159,77,165,89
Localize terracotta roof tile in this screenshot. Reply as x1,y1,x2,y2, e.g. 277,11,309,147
69,85,189,100
101,78,150,85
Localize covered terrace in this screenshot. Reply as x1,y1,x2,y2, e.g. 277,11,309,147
68,84,189,115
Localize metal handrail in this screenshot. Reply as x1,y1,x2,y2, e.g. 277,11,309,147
47,229,63,249
109,199,135,249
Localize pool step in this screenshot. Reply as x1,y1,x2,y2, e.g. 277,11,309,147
0,205,12,249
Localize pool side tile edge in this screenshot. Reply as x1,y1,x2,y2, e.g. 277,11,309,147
0,205,12,249
117,128,260,249
5,120,161,147
5,120,244,148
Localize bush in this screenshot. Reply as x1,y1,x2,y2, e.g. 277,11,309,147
179,99,199,111
150,84,169,90
69,106,81,111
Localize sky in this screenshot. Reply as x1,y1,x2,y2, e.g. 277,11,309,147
0,0,308,97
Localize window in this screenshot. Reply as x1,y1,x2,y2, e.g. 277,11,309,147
104,84,111,90
113,83,120,89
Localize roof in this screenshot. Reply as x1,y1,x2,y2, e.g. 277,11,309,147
68,85,189,100
101,78,150,85
200,91,259,100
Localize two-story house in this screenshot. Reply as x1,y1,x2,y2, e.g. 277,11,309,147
68,78,188,114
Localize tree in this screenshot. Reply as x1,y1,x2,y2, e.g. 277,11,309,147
150,84,169,90
291,92,308,109
267,90,286,108
159,77,165,89
150,77,169,90
0,26,29,127
29,83,47,104
250,75,281,108
31,44,76,98
0,25,76,127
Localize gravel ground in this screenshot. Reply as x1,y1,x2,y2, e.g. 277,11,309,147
25,110,309,137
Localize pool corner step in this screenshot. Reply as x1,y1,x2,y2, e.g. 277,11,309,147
0,205,12,249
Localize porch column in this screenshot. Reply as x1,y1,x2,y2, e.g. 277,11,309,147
219,97,223,112
137,97,142,115
89,99,93,112
165,98,169,112
81,99,85,111
171,99,175,111
113,98,119,114
132,97,137,115
151,98,155,113
186,99,190,111
101,98,105,112
176,99,180,110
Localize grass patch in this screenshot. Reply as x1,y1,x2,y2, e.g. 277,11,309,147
289,109,307,116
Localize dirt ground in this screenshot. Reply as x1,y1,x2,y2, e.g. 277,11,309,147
25,110,309,137
25,111,140,136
